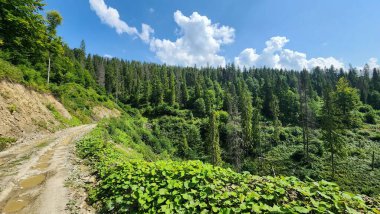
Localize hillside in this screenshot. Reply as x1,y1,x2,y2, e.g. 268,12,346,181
1,0,380,213
0,80,72,138
75,123,380,213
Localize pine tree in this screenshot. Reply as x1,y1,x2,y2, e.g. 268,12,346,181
226,117,243,171
169,70,176,106
271,95,281,145
252,95,262,157
299,69,311,160
335,77,360,128
321,86,344,179
239,82,253,151
208,111,222,166
180,77,189,107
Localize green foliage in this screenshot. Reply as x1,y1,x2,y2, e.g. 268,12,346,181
152,116,203,159
76,128,380,213
46,103,81,127
208,111,222,166
0,59,23,82
51,83,117,123
107,115,167,161
194,98,206,116
7,103,17,114
0,0,48,65
0,137,17,151
364,110,377,124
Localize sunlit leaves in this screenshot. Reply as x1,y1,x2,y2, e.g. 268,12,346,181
77,127,380,213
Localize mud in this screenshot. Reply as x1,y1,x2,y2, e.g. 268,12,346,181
3,197,29,213
0,124,96,213
19,174,46,189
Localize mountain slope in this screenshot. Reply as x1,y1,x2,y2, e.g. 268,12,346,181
0,80,72,139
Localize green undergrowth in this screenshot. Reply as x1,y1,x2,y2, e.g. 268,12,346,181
0,137,17,151
0,59,120,124
51,83,119,123
246,125,380,196
76,126,380,213
46,103,81,127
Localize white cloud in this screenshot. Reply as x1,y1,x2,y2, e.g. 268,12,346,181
140,24,154,43
89,0,137,35
89,0,153,43
89,2,347,70
235,36,344,70
234,48,259,68
367,57,379,70
307,57,344,70
104,54,113,58
149,10,235,67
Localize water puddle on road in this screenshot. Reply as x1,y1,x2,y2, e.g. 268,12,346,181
38,150,53,162
32,162,50,170
3,197,29,213
32,150,53,170
19,174,46,189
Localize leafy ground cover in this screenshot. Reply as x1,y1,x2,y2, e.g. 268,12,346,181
76,125,380,213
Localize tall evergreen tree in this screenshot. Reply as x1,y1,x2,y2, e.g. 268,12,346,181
208,111,222,166
239,83,253,151
321,87,344,179
299,70,311,160
335,77,360,128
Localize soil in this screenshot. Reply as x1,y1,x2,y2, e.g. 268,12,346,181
0,81,72,139
0,124,96,214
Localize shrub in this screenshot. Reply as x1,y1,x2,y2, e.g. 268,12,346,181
365,110,377,124
0,137,17,151
77,127,380,214
0,59,23,82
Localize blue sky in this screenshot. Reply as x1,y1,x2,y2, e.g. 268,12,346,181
44,0,380,69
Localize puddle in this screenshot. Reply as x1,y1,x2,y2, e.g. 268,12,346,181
32,162,50,170
19,174,46,189
3,198,29,213
38,151,54,162
38,155,52,163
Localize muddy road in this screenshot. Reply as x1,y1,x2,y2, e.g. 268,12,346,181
0,124,96,214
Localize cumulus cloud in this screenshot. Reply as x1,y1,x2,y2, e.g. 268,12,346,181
89,1,348,70
149,11,235,67
367,57,380,70
89,0,153,42
89,1,233,66
235,36,344,70
234,48,259,69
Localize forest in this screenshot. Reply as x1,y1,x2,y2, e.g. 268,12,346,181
1,0,380,213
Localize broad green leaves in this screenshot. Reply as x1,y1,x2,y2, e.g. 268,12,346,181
77,127,380,213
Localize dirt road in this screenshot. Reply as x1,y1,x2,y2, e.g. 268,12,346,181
0,124,96,214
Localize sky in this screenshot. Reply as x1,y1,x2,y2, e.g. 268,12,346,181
44,0,380,70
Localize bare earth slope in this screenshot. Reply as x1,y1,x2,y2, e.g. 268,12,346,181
0,80,72,139
0,124,96,214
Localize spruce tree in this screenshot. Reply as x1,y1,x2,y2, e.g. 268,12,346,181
208,111,222,166
239,82,253,151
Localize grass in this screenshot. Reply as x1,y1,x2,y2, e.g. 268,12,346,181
6,104,17,114
46,103,81,127
0,137,17,151
36,140,50,149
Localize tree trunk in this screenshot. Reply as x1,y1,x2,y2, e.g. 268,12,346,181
372,151,375,171
47,56,51,84
331,140,335,179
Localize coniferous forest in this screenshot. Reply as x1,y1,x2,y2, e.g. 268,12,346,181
1,0,380,213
